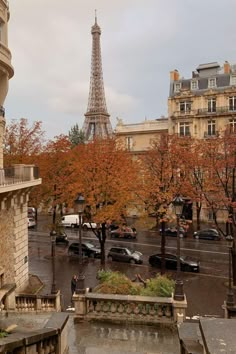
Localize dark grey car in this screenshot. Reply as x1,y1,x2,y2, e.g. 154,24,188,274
107,247,143,264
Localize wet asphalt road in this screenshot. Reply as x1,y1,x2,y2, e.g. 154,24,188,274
28,214,233,318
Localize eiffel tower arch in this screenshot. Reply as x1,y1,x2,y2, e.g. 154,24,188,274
82,15,113,141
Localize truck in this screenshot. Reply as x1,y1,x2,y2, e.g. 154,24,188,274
61,214,97,230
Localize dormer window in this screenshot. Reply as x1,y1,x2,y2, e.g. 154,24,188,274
174,83,181,93
208,78,216,88
191,80,198,90
231,75,236,86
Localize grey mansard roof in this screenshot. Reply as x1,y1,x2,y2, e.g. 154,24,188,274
169,63,236,97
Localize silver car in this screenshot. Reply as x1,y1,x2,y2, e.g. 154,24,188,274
107,247,143,264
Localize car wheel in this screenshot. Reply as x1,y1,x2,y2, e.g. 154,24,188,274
68,250,73,256
108,255,113,261
83,225,88,231
90,253,95,258
129,259,136,264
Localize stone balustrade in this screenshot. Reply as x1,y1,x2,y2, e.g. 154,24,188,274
0,313,69,354
13,292,61,313
0,165,39,186
73,292,187,324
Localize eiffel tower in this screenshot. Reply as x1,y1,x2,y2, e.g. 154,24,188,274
82,14,113,141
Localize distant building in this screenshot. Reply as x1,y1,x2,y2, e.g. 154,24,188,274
114,117,168,153
168,61,236,138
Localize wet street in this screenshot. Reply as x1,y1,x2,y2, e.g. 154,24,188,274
28,214,232,317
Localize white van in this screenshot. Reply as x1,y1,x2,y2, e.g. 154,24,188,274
61,214,97,229
61,214,79,228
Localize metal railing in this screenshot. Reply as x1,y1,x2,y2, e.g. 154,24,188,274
0,165,40,186
204,131,219,138
172,106,236,117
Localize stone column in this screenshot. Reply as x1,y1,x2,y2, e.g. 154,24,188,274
172,296,188,323
73,294,87,322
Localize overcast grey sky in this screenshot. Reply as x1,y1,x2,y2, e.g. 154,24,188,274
4,0,236,139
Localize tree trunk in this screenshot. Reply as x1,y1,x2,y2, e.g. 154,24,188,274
196,202,201,230
99,223,107,267
160,220,166,275
232,249,236,286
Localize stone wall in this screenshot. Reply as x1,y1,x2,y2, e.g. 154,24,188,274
0,208,14,285
0,190,30,291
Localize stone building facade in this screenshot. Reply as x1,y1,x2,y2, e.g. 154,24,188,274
0,0,41,293
114,61,236,223
168,61,236,138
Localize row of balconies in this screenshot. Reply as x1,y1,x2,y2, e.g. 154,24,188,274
172,106,236,117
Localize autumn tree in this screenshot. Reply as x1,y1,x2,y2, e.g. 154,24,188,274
3,118,45,166
138,133,192,274
69,138,138,265
38,135,75,227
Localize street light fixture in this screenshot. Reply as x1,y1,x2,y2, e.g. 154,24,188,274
172,194,185,301
50,230,57,294
226,234,234,308
74,194,85,294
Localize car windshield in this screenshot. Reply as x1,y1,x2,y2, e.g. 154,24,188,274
84,242,96,249
126,248,136,255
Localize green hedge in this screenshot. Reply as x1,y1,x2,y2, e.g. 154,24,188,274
95,270,174,297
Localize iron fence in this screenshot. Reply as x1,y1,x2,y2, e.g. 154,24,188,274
0,165,40,186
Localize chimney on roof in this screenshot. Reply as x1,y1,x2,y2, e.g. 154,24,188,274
170,69,179,81
224,61,231,74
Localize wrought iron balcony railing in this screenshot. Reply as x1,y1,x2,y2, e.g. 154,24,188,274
171,106,236,117
204,131,219,138
0,165,39,186
197,106,236,115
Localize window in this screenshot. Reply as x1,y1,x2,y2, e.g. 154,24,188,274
174,83,181,92
230,75,236,86
229,96,236,111
126,136,133,151
179,122,190,136
191,80,198,90
208,98,216,113
180,101,191,113
229,119,236,133
207,120,216,136
208,78,216,88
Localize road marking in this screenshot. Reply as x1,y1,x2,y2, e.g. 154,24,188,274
29,232,228,256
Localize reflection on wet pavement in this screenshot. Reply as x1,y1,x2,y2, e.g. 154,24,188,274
68,317,179,353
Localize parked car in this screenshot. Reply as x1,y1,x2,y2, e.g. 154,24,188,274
110,227,137,240
28,217,36,228
149,253,200,272
28,207,36,218
107,247,143,264
68,242,101,258
55,233,69,246
160,226,186,238
61,214,97,230
193,228,221,240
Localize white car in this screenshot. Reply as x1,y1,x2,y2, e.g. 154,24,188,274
28,217,36,228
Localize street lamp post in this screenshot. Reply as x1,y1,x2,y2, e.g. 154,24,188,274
50,230,57,294
74,194,85,294
172,195,185,301
226,234,234,308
